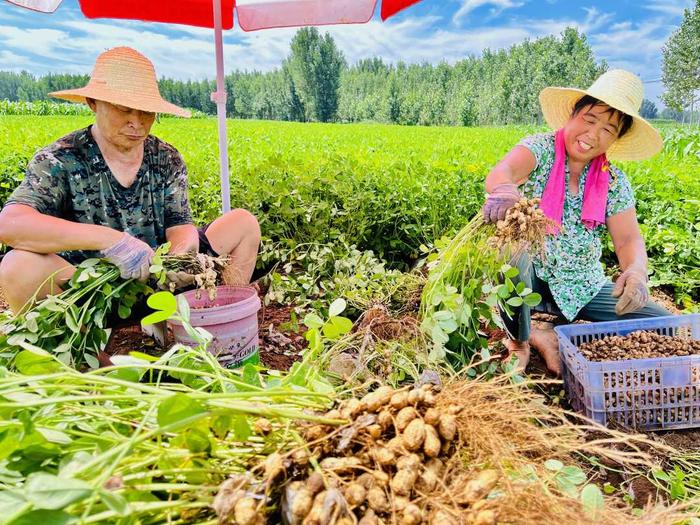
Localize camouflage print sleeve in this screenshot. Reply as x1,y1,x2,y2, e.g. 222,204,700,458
5,150,68,216
163,150,194,228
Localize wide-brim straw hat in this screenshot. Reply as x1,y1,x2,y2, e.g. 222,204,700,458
539,69,662,161
50,47,190,118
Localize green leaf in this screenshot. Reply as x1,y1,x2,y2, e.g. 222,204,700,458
127,351,159,362
36,428,71,445
9,509,76,525
84,354,99,369
303,313,324,329
438,318,459,333
544,459,564,472
117,304,131,320
98,490,130,517
79,258,100,268
140,310,173,326
506,296,524,307
242,363,263,388
177,294,190,322
24,473,92,510
65,307,79,333
0,490,27,518
14,350,61,375
325,316,353,338
146,291,177,313
524,293,543,307
184,427,211,453
211,415,232,439
505,266,519,278
497,284,511,298
581,484,604,519
328,298,347,317
232,415,252,442
157,394,207,430
560,465,587,485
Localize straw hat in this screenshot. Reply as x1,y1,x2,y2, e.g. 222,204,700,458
539,69,662,161
49,47,190,118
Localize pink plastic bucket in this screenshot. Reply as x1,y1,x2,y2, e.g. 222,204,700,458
168,285,261,368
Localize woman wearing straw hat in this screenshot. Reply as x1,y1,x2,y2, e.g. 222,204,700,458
0,47,261,314
482,69,671,375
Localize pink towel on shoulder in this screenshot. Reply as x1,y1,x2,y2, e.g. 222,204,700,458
539,128,610,233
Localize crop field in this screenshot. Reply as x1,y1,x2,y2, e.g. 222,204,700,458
2,116,698,302
0,115,699,524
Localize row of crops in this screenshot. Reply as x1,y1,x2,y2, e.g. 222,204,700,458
1,116,698,306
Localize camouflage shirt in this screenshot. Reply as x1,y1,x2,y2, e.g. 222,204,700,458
5,126,193,264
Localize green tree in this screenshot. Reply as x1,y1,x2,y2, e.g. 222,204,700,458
662,0,700,112
287,28,345,122
640,98,658,119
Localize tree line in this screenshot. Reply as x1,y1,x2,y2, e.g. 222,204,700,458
0,26,682,125
662,0,700,125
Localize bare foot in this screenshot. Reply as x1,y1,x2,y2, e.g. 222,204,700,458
529,327,561,376
502,339,530,373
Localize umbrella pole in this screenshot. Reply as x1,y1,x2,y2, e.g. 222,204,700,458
211,0,231,213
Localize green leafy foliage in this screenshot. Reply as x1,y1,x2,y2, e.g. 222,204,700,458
420,217,542,373
0,259,150,370
0,322,337,524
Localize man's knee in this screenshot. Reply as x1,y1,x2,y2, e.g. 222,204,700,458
0,249,73,293
233,208,261,242
221,208,261,244
0,249,41,287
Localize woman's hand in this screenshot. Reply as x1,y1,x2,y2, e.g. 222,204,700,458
482,183,521,223
612,266,649,315
607,208,650,315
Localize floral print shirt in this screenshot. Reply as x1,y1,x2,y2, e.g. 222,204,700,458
518,132,636,320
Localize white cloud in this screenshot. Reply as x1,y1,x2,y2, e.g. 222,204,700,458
452,0,525,24
0,0,691,108
642,0,693,18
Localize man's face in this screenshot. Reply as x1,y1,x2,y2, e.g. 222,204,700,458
89,99,156,152
563,103,622,164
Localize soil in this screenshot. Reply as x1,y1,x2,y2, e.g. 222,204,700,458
257,299,306,371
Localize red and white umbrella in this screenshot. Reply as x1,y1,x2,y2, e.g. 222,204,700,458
5,0,422,211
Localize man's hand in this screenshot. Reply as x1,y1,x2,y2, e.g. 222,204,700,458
101,232,154,281
163,270,196,291
612,266,649,315
482,183,521,223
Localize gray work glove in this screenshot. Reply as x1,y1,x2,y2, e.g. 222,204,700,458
482,183,521,223
163,270,197,291
612,267,649,315
101,232,154,282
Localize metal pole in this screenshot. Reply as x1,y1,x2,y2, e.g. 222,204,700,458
212,0,231,213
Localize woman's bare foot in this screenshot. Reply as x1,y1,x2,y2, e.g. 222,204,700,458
502,338,530,373
529,327,561,376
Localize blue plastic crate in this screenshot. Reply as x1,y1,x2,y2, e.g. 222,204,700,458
555,314,700,431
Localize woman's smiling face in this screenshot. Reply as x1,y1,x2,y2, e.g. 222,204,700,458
563,102,623,164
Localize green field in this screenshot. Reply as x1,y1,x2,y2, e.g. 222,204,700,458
1,115,700,523
2,116,698,305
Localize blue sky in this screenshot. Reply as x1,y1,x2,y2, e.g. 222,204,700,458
0,0,693,107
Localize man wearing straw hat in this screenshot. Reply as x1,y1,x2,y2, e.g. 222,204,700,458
0,47,261,314
482,69,671,375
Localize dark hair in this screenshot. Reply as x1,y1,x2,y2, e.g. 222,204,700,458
571,95,633,138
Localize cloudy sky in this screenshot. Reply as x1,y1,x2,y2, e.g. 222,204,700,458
0,0,693,106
